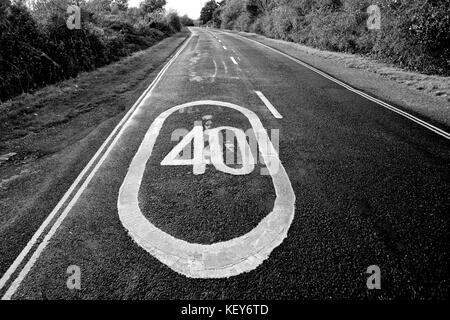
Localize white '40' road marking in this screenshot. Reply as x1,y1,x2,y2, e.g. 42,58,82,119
118,100,296,278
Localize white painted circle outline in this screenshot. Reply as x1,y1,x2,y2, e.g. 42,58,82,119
118,101,296,278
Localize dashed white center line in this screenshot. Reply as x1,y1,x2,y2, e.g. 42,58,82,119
230,57,238,65
223,46,227,50
255,91,283,119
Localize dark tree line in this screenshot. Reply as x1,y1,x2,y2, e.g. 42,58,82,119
0,0,184,102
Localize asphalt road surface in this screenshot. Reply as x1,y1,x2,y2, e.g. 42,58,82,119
1,27,449,300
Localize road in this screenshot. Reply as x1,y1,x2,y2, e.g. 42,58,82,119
1,27,449,300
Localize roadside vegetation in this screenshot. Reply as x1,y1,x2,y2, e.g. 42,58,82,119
200,0,450,76
0,0,188,102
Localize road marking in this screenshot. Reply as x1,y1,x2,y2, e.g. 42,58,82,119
0,34,194,300
118,100,295,279
233,33,450,140
223,46,227,50
222,60,228,74
255,91,283,119
212,59,218,82
162,124,256,175
230,57,238,65
161,121,206,175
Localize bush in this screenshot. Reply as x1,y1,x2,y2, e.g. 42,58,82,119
250,16,265,34
180,14,194,27
0,0,181,102
166,11,181,33
220,0,245,30
270,5,298,41
235,11,252,32
0,1,53,100
214,0,450,76
373,0,450,75
134,21,165,40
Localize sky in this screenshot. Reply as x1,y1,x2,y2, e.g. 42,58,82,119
128,0,207,19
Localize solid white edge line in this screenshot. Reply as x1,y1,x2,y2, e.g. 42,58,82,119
229,32,450,140
0,34,193,300
230,57,238,65
255,91,283,119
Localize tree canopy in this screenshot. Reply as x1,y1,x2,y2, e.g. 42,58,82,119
200,0,218,25
140,0,166,15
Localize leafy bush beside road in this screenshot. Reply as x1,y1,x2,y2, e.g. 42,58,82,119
0,0,182,102
180,14,194,27
166,10,181,33
201,0,450,76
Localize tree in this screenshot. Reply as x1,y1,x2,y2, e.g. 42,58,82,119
251,0,273,14
116,0,128,11
219,0,245,29
166,10,181,31
200,0,218,24
140,0,166,15
109,0,128,12
85,0,113,13
246,0,260,19
0,0,11,29
180,14,194,26
126,5,141,23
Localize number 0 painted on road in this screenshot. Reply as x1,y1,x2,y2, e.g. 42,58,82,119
209,126,255,175
118,101,295,278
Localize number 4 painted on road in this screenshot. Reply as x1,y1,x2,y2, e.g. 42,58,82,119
161,121,206,175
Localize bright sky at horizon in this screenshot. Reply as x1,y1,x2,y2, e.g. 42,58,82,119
128,0,207,19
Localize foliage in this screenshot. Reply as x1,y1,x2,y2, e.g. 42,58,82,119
203,0,450,75
200,0,218,25
166,10,181,32
0,0,182,102
219,0,245,29
180,14,194,26
140,0,166,15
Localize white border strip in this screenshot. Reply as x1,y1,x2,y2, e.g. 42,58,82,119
0,34,193,300
255,91,283,119
232,32,450,140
